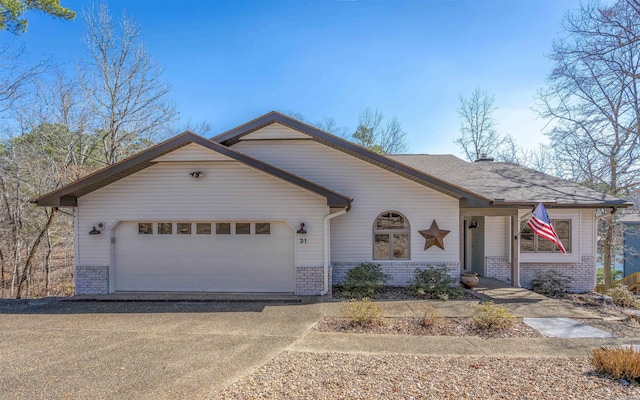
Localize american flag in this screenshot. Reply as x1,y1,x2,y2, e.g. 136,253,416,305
527,202,567,254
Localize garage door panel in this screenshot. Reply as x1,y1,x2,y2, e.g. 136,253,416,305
114,221,295,292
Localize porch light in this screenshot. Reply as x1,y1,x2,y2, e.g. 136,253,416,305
297,223,307,234
468,221,478,229
89,226,101,235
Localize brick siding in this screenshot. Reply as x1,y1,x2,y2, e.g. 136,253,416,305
75,265,109,294
485,256,596,293
332,262,461,287
295,266,331,295
485,256,512,283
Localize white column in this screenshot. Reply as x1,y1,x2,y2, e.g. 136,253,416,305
511,214,521,288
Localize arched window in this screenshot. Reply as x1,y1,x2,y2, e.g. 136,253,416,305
373,211,410,260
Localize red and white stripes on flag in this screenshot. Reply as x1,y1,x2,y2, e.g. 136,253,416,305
527,202,567,254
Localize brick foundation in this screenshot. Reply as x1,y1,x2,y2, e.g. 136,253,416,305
332,262,461,287
75,265,109,294
485,256,512,283
485,256,596,293
296,266,331,295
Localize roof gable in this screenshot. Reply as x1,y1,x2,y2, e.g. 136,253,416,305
212,111,492,207
35,132,351,208
242,123,311,140
152,142,235,162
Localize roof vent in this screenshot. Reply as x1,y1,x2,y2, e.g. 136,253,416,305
475,154,494,162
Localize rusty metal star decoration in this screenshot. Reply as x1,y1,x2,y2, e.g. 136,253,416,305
419,220,450,250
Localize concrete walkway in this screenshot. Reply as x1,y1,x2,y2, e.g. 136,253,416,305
321,278,601,319
291,331,640,358
472,277,600,318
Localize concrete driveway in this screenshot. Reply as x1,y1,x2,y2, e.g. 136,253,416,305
0,300,323,399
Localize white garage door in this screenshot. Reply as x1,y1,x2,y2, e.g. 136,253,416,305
114,221,295,292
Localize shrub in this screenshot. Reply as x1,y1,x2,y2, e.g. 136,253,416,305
340,262,388,299
408,266,462,300
588,346,640,383
472,301,515,332
607,284,639,309
340,297,383,327
532,270,572,297
418,304,443,328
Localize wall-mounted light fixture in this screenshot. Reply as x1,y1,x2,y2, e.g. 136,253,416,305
190,171,204,179
468,221,478,229
89,222,104,235
297,223,307,234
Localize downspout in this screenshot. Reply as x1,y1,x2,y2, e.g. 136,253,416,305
321,207,350,295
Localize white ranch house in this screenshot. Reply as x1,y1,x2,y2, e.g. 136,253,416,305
35,112,631,295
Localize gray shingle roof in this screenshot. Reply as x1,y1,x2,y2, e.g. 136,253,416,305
389,154,631,208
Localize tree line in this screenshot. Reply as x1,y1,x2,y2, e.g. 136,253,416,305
0,2,178,297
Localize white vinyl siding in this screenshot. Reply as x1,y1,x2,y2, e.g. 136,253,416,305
242,123,311,140
152,143,234,162
233,136,460,264
484,216,509,258
77,160,328,269
581,209,595,255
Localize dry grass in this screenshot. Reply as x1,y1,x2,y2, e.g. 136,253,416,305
418,304,444,328
607,284,640,309
588,346,640,383
472,301,515,332
340,298,383,327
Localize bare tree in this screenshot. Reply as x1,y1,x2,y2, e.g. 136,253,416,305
0,138,61,298
0,41,44,114
455,89,505,161
352,107,383,150
315,116,349,138
537,0,640,289
168,119,213,137
495,135,561,176
16,67,102,175
81,3,176,165
352,107,408,154
280,111,350,137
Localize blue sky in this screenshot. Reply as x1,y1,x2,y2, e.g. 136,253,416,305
14,0,580,157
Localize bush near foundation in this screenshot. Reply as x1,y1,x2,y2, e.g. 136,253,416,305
588,346,640,383
532,270,572,297
340,262,388,300
408,266,462,300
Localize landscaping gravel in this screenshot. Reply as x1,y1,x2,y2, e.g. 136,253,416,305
578,318,640,338
218,351,639,400
316,317,542,338
332,286,478,300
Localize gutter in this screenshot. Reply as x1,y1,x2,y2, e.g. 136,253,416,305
321,207,350,295
489,200,632,209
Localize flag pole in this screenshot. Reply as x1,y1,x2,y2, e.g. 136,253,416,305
514,204,538,239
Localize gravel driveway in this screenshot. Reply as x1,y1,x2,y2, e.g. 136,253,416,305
0,300,323,399
219,351,639,399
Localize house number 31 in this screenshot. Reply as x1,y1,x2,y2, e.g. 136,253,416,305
299,238,307,244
